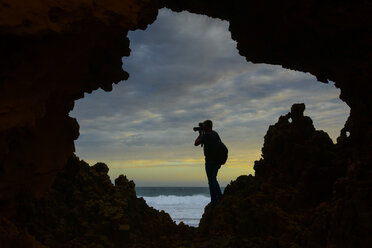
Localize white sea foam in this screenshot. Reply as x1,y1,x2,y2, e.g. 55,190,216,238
143,194,210,227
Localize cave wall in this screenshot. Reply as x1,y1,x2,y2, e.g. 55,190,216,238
161,0,372,144
160,2,372,246
0,0,371,231
0,0,159,215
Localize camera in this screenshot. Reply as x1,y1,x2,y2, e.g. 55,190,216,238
193,122,204,132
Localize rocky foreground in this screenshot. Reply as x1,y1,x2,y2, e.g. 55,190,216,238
2,104,371,248
200,104,372,248
13,155,193,248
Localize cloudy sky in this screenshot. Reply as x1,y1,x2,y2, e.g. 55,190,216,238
70,9,350,186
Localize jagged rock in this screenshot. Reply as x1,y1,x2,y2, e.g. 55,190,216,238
0,218,48,248
0,1,372,247
15,155,190,248
254,103,339,206
0,0,159,215
197,104,363,248
0,0,371,217
3,104,371,248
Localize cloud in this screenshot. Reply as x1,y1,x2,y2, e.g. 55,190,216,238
70,8,350,185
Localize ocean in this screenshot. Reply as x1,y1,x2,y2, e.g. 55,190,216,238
136,187,222,227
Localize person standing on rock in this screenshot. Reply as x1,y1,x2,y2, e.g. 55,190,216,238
194,120,223,205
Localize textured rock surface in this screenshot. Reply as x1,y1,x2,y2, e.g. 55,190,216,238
0,218,47,248
2,104,371,247
1,0,372,247
0,0,158,214
197,104,371,248
16,155,192,248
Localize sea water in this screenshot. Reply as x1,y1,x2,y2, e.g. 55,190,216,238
136,187,221,227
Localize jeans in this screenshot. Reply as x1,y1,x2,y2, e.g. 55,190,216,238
205,161,222,204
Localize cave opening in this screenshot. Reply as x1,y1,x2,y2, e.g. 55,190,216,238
70,8,350,227
0,2,371,246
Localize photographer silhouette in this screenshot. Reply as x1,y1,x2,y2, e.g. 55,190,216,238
194,120,223,205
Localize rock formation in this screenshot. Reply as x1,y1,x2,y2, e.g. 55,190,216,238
5,104,367,248
198,104,371,248
1,0,372,247
15,155,192,248
0,0,158,214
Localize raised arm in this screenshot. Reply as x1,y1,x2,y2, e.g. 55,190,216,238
194,133,202,146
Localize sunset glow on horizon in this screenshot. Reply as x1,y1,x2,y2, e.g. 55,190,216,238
70,9,350,187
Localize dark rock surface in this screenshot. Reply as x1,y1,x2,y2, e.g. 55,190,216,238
0,0,159,214
1,104,371,247
0,217,47,248
16,155,192,248
1,0,372,247
198,104,371,248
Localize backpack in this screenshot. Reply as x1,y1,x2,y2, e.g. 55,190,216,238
216,141,228,165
